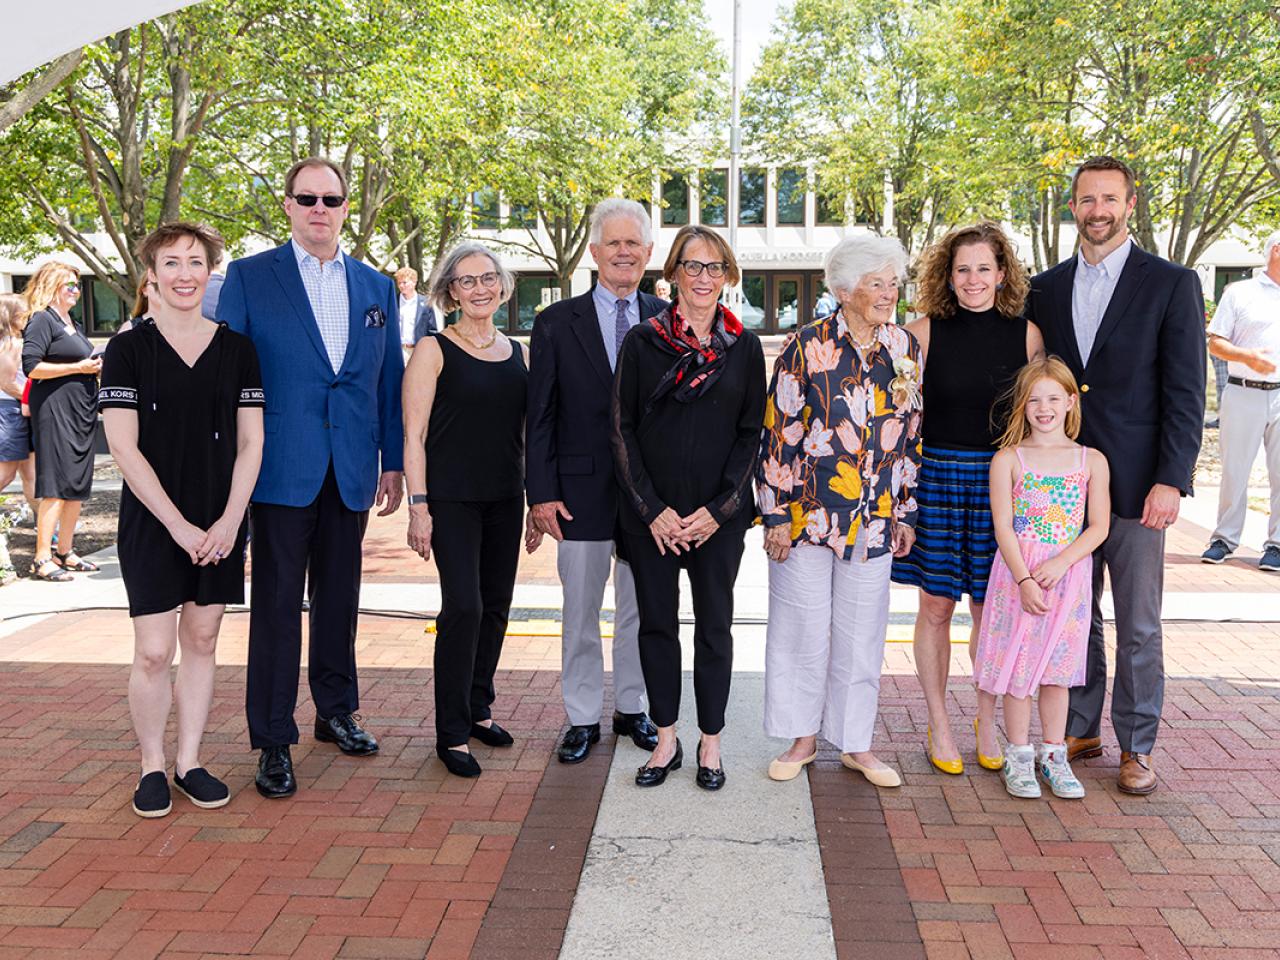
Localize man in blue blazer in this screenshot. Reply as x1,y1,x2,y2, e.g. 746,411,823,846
395,266,438,357
218,157,405,798
1027,156,1205,796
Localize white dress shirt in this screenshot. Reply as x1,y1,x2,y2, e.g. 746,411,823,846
399,295,418,347
1208,272,1280,384
1072,238,1132,365
291,238,349,373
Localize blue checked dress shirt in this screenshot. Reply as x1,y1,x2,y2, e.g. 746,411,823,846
291,238,350,373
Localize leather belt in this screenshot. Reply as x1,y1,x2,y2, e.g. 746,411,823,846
1227,376,1280,391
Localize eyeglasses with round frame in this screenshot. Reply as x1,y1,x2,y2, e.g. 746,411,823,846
676,259,729,279
450,272,500,291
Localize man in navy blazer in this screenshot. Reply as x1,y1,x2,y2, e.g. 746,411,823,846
218,157,405,798
527,199,662,764
1027,156,1205,796
395,266,438,357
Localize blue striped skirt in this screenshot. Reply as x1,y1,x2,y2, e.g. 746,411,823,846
891,445,996,603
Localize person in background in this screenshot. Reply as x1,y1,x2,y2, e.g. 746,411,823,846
101,221,264,818
653,278,672,301
21,261,99,582
0,295,38,535
396,266,438,361
116,275,155,335
1201,229,1280,572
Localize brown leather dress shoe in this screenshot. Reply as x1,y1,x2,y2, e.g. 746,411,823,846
1066,735,1102,762
1118,752,1157,795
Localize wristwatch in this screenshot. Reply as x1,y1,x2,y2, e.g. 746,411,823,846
408,494,429,506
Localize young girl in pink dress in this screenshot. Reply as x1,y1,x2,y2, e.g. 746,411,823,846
974,358,1111,799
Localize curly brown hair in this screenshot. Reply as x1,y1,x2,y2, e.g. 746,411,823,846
912,222,1029,321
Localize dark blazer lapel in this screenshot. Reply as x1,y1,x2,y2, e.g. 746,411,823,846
271,245,331,369
1087,247,1150,365
569,289,614,387
1050,259,1085,372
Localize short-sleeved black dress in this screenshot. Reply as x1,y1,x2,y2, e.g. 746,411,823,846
22,309,98,500
99,320,264,617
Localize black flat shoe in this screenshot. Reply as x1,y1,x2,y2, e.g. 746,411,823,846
612,710,659,751
470,721,514,747
557,724,600,764
173,767,231,809
635,738,682,787
314,713,379,756
132,771,171,818
695,738,725,791
255,745,296,799
436,744,482,778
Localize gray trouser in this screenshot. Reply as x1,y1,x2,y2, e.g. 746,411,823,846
558,539,646,725
1211,383,1280,551
1067,516,1166,754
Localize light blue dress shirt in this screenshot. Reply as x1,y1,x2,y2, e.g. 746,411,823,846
1072,238,1132,365
592,284,639,371
291,238,349,373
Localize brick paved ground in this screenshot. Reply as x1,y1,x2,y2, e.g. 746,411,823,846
0,504,1277,958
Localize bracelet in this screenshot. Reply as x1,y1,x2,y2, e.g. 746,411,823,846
1017,575,1033,585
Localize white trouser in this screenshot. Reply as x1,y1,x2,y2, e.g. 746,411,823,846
557,539,646,725
1212,383,1280,551
763,541,892,754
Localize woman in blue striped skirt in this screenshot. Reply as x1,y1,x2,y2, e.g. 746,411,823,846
892,223,1043,774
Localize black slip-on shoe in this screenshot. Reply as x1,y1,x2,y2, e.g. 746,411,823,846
470,721,514,747
132,771,172,818
174,767,231,809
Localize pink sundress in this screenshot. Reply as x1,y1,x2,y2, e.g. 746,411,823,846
973,445,1091,697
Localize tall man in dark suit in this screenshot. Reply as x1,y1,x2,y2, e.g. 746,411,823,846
527,199,662,763
218,157,405,798
1027,156,1205,795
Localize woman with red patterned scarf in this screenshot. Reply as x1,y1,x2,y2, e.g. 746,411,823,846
611,224,765,791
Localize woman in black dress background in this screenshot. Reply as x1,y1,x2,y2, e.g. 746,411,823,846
100,223,264,818
403,242,534,779
21,261,99,582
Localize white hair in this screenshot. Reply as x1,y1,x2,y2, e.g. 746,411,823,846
823,235,909,295
1263,229,1280,261
589,198,652,246
428,241,515,312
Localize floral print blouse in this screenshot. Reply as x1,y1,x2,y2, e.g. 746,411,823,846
756,311,923,561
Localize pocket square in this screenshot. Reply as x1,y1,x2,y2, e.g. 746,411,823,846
364,306,386,328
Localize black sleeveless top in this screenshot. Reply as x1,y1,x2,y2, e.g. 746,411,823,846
427,333,528,501
921,307,1028,450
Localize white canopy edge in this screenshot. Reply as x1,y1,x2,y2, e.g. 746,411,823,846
2,0,204,84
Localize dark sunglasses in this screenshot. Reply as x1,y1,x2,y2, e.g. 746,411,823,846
289,193,346,208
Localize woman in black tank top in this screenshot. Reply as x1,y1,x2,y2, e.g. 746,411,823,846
892,224,1044,776
402,243,537,778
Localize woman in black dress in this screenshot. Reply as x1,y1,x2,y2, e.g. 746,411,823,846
100,223,264,818
21,261,100,582
403,242,534,779
612,225,766,790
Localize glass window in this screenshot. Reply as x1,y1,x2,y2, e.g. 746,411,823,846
776,278,800,329
662,174,689,226
515,275,557,331
509,201,537,229
853,197,877,225
90,278,125,333
816,189,843,225
737,273,766,329
472,187,500,228
739,169,766,225
700,169,727,226
776,169,806,225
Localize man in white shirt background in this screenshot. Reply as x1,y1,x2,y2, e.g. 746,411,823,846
396,266,437,361
1201,229,1280,572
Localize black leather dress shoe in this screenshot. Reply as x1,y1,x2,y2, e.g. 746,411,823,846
314,714,379,756
256,745,297,799
436,744,482,778
612,711,659,751
695,738,725,791
470,721,514,747
557,724,600,764
635,738,682,787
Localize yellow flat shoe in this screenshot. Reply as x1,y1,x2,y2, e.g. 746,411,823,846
768,750,817,782
974,717,1004,771
840,754,901,788
927,727,964,775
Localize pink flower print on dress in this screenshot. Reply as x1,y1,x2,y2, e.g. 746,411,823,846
865,518,886,551
835,418,861,454
804,419,835,458
775,369,804,417
879,417,903,452
781,420,805,446
837,385,870,428
804,337,841,373
762,457,797,491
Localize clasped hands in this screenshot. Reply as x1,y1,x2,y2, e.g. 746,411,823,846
168,515,238,566
649,506,718,555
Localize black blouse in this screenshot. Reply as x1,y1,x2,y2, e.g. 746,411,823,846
611,323,765,535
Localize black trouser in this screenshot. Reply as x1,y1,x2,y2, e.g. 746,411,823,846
623,525,746,735
245,464,369,749
431,497,523,747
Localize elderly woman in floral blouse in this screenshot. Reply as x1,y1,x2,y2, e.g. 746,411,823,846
758,235,922,788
